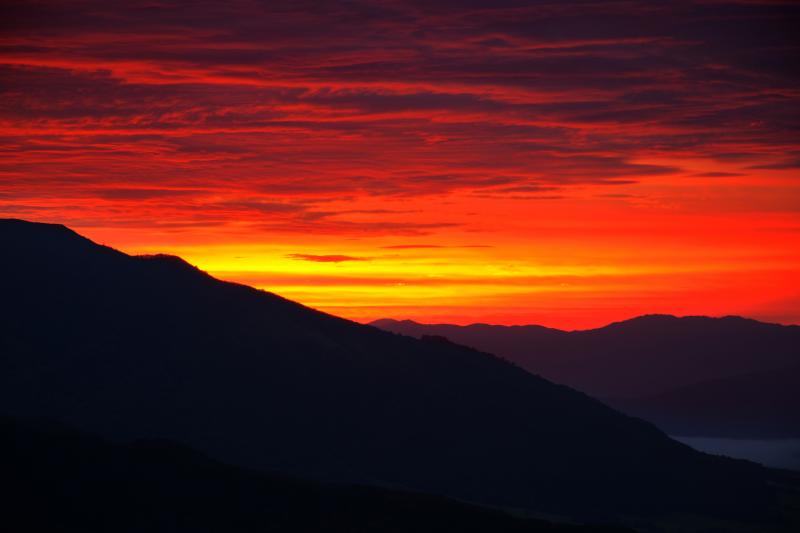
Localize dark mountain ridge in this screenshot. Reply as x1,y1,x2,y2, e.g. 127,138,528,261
0,219,796,530
371,316,800,437
5,415,633,533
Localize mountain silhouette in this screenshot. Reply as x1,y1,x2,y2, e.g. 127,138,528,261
371,316,800,438
0,219,796,530
613,365,800,438
5,415,634,533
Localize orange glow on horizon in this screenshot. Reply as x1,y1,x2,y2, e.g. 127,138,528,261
68,179,800,330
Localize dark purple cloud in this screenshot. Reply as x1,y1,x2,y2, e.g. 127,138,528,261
0,0,798,230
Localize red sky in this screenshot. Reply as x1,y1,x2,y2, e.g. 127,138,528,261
1,0,799,329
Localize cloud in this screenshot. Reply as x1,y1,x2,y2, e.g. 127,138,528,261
91,188,207,200
0,0,798,233
748,154,800,170
381,244,492,249
287,253,371,263
693,172,744,178
382,244,444,249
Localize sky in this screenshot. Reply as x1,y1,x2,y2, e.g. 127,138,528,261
1,0,799,329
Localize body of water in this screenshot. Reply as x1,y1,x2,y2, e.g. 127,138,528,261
673,436,800,471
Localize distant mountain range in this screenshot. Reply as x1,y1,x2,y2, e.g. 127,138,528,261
1,219,797,531
371,316,800,438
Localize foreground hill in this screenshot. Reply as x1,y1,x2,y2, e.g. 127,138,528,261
371,317,800,438
5,416,631,533
0,219,796,530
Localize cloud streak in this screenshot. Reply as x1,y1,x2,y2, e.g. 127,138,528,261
2,1,797,218
287,253,370,263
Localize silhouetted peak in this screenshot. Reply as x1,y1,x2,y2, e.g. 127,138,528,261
0,217,120,259
0,219,217,284
370,318,419,327
599,313,787,333
136,253,207,274
134,254,218,285
1,218,88,243
372,313,791,339
598,314,680,330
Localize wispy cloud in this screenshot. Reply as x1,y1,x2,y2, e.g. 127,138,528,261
287,254,371,263
2,0,797,232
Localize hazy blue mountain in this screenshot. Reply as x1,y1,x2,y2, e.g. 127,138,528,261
1,219,796,530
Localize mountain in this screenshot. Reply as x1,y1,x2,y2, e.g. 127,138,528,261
613,366,800,438
371,317,800,438
0,219,796,530
5,416,633,533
